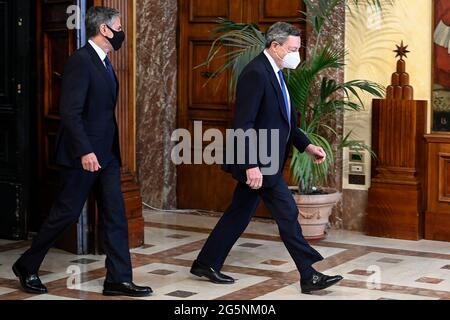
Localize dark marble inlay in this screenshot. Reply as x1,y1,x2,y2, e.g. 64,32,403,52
377,258,403,264
415,277,444,284
166,290,197,298
348,269,376,276
166,234,190,239
70,258,99,265
238,243,263,248
149,269,177,276
441,265,450,270
261,260,288,266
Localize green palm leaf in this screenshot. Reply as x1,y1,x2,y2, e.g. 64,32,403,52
196,19,265,95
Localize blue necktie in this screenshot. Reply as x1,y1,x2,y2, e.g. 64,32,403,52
277,70,291,125
104,56,117,95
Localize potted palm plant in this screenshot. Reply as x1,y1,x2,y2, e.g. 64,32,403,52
200,0,386,239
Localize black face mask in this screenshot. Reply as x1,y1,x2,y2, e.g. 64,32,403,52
105,24,125,51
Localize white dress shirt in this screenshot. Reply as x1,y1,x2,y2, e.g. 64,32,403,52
263,49,291,117
88,40,107,67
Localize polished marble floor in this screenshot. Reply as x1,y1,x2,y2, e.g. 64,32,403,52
0,210,449,300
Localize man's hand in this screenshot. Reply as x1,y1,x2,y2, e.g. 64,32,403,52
81,153,102,172
305,144,327,164
246,167,263,190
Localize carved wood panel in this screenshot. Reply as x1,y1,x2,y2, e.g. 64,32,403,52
425,134,450,241
189,40,230,110
189,0,230,23
257,0,304,23
438,152,450,202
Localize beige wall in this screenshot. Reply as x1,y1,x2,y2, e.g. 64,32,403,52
343,0,433,190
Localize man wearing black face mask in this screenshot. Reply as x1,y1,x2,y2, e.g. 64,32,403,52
11,6,152,297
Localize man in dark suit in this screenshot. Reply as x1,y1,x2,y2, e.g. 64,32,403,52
12,6,152,297
190,22,343,294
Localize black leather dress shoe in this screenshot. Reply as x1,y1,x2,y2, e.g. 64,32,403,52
103,281,153,297
190,260,235,284
300,272,343,294
12,261,48,294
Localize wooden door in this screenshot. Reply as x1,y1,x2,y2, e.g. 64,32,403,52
0,0,33,239
177,0,244,214
34,0,83,253
177,0,304,216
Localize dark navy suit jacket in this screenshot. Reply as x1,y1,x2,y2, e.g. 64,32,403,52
222,52,311,187
55,43,121,169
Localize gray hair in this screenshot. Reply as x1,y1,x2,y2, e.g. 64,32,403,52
86,6,120,39
265,22,301,48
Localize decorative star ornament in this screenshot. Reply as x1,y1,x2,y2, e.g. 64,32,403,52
394,41,410,59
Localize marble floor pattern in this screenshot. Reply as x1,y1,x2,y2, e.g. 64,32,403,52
0,210,449,300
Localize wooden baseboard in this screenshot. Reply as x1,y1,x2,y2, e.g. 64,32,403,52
127,216,144,248
121,171,144,248
425,211,450,241
366,183,424,240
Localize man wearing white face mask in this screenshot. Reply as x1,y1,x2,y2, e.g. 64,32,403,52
191,22,343,294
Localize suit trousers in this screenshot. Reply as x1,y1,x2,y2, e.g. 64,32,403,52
18,156,132,283
196,177,324,277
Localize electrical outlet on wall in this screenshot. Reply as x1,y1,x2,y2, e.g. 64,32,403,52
344,145,369,189
349,163,365,174
349,141,366,151
349,151,365,162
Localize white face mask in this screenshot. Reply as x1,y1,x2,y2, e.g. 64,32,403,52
275,45,301,69
282,51,301,69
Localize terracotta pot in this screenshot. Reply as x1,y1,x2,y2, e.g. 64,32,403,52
291,187,342,240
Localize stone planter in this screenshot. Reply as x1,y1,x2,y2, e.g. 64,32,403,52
291,187,342,240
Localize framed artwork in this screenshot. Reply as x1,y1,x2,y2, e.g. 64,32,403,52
433,0,450,132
